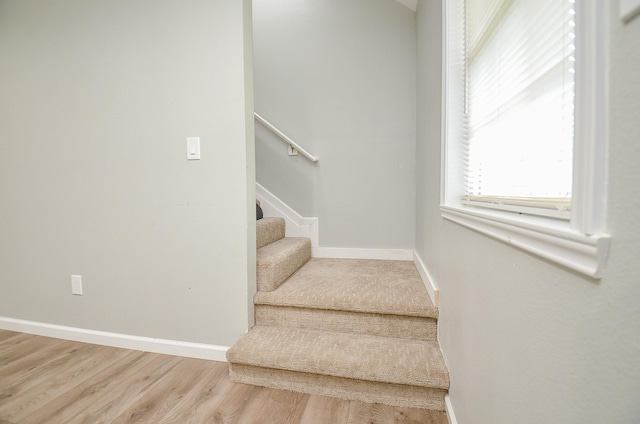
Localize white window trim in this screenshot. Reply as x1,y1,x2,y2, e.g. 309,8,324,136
440,0,610,278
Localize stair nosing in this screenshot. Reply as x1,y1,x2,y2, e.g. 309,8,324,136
254,300,438,321
253,294,438,319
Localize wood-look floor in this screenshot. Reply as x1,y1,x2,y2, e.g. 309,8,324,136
0,330,447,424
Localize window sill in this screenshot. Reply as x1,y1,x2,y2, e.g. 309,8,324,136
440,205,610,278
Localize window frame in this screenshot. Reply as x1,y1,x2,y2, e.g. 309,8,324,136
440,0,610,278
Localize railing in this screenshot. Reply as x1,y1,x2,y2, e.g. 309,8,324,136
254,112,319,163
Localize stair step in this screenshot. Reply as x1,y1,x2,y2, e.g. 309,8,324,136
228,327,448,388
227,326,449,410
255,258,437,318
257,217,285,249
257,237,311,292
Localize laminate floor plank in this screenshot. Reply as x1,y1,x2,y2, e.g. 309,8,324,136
0,342,113,421
180,375,261,424
235,386,310,424
0,333,448,424
372,403,397,424
347,401,396,424
109,357,217,424
394,407,448,424
156,361,232,424
299,394,351,424
0,334,59,365
346,401,374,424
0,330,20,343
16,349,145,424
0,337,85,379
0,341,102,389
0,333,33,353
65,353,181,424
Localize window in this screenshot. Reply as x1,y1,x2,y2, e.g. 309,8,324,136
441,0,610,278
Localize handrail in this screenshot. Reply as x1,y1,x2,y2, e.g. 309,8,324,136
254,112,319,163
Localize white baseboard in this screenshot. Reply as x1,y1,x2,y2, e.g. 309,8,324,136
445,395,458,424
312,247,414,261
413,251,440,308
0,317,228,362
256,184,412,262
256,183,319,247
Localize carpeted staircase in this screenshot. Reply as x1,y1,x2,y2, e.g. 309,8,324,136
226,217,449,410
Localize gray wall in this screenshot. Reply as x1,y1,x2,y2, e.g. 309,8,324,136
0,0,255,347
416,1,640,423
253,0,417,249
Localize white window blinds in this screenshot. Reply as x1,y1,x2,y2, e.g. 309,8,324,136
463,0,576,219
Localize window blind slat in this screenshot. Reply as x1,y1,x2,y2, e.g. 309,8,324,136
464,0,575,202
468,0,573,122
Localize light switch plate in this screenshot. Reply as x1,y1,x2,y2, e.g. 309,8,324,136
71,275,82,295
620,0,640,22
187,137,201,160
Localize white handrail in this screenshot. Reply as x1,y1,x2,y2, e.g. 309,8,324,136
254,112,319,163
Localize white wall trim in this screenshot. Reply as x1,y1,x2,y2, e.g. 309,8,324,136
413,251,440,308
256,183,319,247
445,395,458,424
441,205,611,278
0,317,229,362
256,183,412,261
312,247,413,261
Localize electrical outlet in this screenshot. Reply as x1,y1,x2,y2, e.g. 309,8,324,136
71,275,83,295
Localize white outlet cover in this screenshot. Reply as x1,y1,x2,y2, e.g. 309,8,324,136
620,0,640,22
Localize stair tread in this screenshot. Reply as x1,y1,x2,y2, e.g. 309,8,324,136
254,258,437,318
227,326,449,390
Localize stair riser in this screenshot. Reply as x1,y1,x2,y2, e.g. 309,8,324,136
255,305,437,342
257,217,285,249
229,363,446,411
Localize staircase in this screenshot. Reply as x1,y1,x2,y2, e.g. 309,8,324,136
226,217,449,410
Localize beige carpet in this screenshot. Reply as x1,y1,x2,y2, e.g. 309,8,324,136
256,217,285,249
229,223,449,410
256,237,311,292
255,305,438,341
255,258,437,317
227,326,448,388
228,363,448,410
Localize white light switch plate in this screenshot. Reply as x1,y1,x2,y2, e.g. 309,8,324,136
187,137,201,160
620,0,640,22
71,275,83,295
